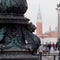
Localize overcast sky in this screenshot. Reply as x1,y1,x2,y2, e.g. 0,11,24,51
25,0,60,33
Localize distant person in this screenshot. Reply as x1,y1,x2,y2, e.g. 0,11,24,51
48,42,51,52
45,42,48,52
52,43,56,51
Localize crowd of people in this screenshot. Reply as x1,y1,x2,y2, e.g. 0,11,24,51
38,42,58,54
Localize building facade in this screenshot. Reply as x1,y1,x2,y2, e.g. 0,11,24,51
36,6,58,44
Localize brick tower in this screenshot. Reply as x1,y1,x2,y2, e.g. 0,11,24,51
36,6,42,37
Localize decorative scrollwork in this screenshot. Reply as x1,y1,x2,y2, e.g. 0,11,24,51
0,27,6,41
0,0,28,15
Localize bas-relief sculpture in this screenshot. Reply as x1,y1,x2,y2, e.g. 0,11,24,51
0,0,41,55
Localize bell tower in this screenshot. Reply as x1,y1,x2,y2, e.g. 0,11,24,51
36,6,42,37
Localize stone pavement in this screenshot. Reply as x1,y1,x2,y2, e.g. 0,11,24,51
41,48,59,60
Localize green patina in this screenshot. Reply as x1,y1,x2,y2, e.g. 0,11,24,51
0,0,17,8
0,0,40,54
0,27,6,41
0,0,28,15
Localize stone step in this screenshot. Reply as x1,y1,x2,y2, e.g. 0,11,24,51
0,53,38,60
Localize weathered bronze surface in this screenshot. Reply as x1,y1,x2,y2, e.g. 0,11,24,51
0,0,28,15
0,0,41,59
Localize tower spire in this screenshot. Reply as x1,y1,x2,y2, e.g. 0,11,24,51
37,5,42,22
